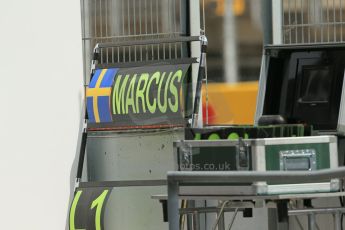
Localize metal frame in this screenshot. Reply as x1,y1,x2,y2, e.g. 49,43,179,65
76,0,200,187
81,0,193,83
175,135,337,146
254,53,269,125
76,0,206,229
77,0,200,183
338,70,345,135
288,207,345,230
91,35,201,70
167,167,345,230
79,179,166,188
281,0,345,45
91,36,196,68
95,36,201,48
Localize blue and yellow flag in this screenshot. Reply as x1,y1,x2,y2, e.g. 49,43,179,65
86,68,118,123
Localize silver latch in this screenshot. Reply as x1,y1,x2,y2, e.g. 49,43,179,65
279,149,317,171
236,138,250,170
179,143,193,171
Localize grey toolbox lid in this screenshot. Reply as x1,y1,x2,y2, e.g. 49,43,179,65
255,43,345,135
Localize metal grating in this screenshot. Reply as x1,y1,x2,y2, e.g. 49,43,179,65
94,38,190,68
282,0,345,44
81,0,189,82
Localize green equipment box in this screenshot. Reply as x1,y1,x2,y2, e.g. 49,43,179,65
174,135,339,195
185,124,313,140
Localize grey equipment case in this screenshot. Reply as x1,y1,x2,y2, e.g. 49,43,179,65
174,135,340,195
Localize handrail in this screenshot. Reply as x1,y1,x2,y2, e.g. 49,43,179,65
167,167,345,184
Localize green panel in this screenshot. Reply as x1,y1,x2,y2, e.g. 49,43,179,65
185,124,313,140
178,146,253,171
189,146,238,171
265,143,330,171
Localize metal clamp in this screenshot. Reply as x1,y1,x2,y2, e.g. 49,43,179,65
236,138,250,170
279,149,317,171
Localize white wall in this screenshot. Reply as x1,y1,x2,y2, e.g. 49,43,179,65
0,0,83,229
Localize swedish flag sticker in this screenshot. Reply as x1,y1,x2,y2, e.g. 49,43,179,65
86,68,118,123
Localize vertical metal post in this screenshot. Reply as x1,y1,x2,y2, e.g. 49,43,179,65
333,212,342,230
180,0,191,39
254,54,269,125
187,201,197,230
188,0,202,127
267,208,289,230
80,0,87,84
308,213,316,230
193,211,200,230
81,0,93,84
224,0,238,83
168,180,179,230
272,0,283,44
262,0,273,45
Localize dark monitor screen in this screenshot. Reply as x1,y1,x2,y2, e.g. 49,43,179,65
299,66,332,103
263,46,345,132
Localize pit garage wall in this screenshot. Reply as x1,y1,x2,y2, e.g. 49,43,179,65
87,130,183,229
0,1,84,229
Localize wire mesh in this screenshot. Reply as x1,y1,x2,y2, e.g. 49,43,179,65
282,0,345,45
81,0,188,82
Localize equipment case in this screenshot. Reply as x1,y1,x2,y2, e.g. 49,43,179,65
174,135,339,195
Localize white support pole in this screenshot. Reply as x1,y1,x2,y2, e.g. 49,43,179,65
272,0,283,45
224,0,238,83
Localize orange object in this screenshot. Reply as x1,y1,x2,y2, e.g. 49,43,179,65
202,81,258,125
210,0,245,16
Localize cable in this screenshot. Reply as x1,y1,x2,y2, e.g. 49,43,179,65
179,200,188,230
212,201,229,230
294,216,304,230
227,208,239,230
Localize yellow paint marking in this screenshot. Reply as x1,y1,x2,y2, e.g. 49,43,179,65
89,69,108,123
86,88,112,97
95,69,107,88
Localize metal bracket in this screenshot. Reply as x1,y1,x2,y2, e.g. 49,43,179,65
236,138,250,170
279,149,317,171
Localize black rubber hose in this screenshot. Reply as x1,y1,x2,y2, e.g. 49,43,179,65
192,38,207,128
76,130,87,181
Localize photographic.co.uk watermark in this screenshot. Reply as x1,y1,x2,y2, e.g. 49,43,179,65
179,162,232,171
